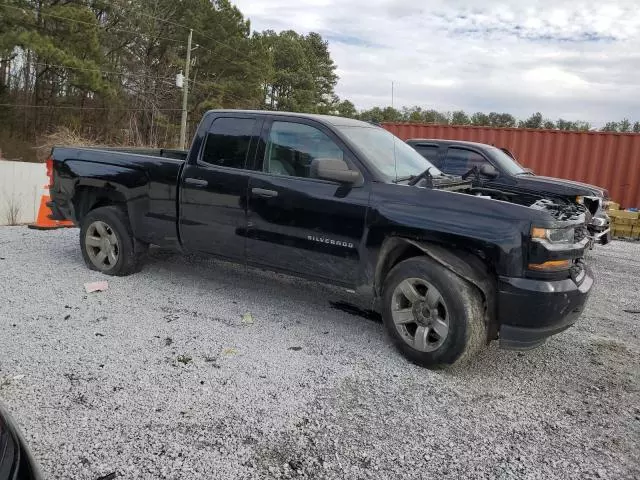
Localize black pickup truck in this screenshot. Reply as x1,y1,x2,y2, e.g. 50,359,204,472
406,138,611,245
48,110,594,368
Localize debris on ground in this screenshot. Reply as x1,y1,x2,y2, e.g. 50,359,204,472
241,312,254,325
203,355,221,368
95,472,117,480
176,354,192,365
288,346,303,351
164,337,173,346
84,281,108,293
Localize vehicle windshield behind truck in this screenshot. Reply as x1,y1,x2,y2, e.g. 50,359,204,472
338,126,442,181
488,146,528,176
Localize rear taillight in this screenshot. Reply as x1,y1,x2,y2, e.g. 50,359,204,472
46,156,54,188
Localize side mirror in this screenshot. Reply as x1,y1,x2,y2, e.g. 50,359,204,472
479,164,499,179
311,158,363,185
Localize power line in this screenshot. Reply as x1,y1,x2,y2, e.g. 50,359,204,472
24,63,250,104
0,3,184,44
130,11,267,83
1,4,263,111
135,12,197,33
0,103,183,111
2,4,265,92
2,3,260,68
134,11,259,65
5,67,258,108
28,62,176,82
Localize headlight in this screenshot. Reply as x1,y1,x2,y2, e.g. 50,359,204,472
576,196,584,204
531,226,575,244
591,216,608,227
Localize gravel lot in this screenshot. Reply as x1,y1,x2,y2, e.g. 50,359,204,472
1,226,639,480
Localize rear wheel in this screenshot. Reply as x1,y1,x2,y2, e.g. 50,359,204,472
80,206,147,276
382,256,487,368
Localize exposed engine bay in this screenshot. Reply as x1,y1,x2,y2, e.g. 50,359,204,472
415,175,588,222
528,198,587,222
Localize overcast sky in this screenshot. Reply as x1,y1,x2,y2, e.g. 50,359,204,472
232,0,640,126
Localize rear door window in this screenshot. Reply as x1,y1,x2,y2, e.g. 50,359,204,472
442,147,490,176
413,144,441,167
201,117,256,169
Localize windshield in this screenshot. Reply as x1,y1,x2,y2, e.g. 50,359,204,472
337,126,442,181
487,146,529,176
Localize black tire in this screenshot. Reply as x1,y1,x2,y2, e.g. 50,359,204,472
382,256,487,368
80,206,148,276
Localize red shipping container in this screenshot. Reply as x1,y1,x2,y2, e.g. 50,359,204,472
383,123,640,209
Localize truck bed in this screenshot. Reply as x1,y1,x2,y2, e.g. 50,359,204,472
95,147,189,162
49,146,186,247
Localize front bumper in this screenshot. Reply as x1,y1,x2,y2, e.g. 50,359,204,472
497,266,594,350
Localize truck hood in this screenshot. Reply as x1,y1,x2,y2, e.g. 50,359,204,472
515,175,607,198
407,176,587,226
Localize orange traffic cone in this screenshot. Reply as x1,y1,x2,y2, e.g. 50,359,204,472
28,184,75,230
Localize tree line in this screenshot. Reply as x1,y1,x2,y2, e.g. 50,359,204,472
0,1,638,162
0,0,346,159
352,107,640,133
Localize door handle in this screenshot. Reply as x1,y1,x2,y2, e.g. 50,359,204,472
251,188,278,198
185,178,208,187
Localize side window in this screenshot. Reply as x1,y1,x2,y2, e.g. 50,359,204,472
263,121,344,179
414,144,441,167
443,148,489,175
201,117,256,168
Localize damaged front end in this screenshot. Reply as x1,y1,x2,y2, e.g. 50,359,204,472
428,172,610,247
415,175,591,230
393,174,595,351
579,196,611,245
499,195,593,349
421,173,592,287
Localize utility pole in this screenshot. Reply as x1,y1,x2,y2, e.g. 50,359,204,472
391,81,394,109
179,29,193,150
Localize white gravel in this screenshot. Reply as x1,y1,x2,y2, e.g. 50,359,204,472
0,226,638,480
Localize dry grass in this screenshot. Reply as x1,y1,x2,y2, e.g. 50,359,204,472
34,127,107,162
2,127,158,163
3,194,22,225
591,337,629,354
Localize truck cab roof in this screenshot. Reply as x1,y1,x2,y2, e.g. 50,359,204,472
407,138,491,149
204,109,372,128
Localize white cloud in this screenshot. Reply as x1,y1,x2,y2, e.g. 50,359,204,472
232,0,640,125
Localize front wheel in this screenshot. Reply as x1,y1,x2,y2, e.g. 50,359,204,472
80,206,147,276
382,256,487,368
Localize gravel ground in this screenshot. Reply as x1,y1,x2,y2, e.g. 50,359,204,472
0,226,639,480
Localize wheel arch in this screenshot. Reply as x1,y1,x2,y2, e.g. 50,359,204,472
375,237,498,339
73,186,128,223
